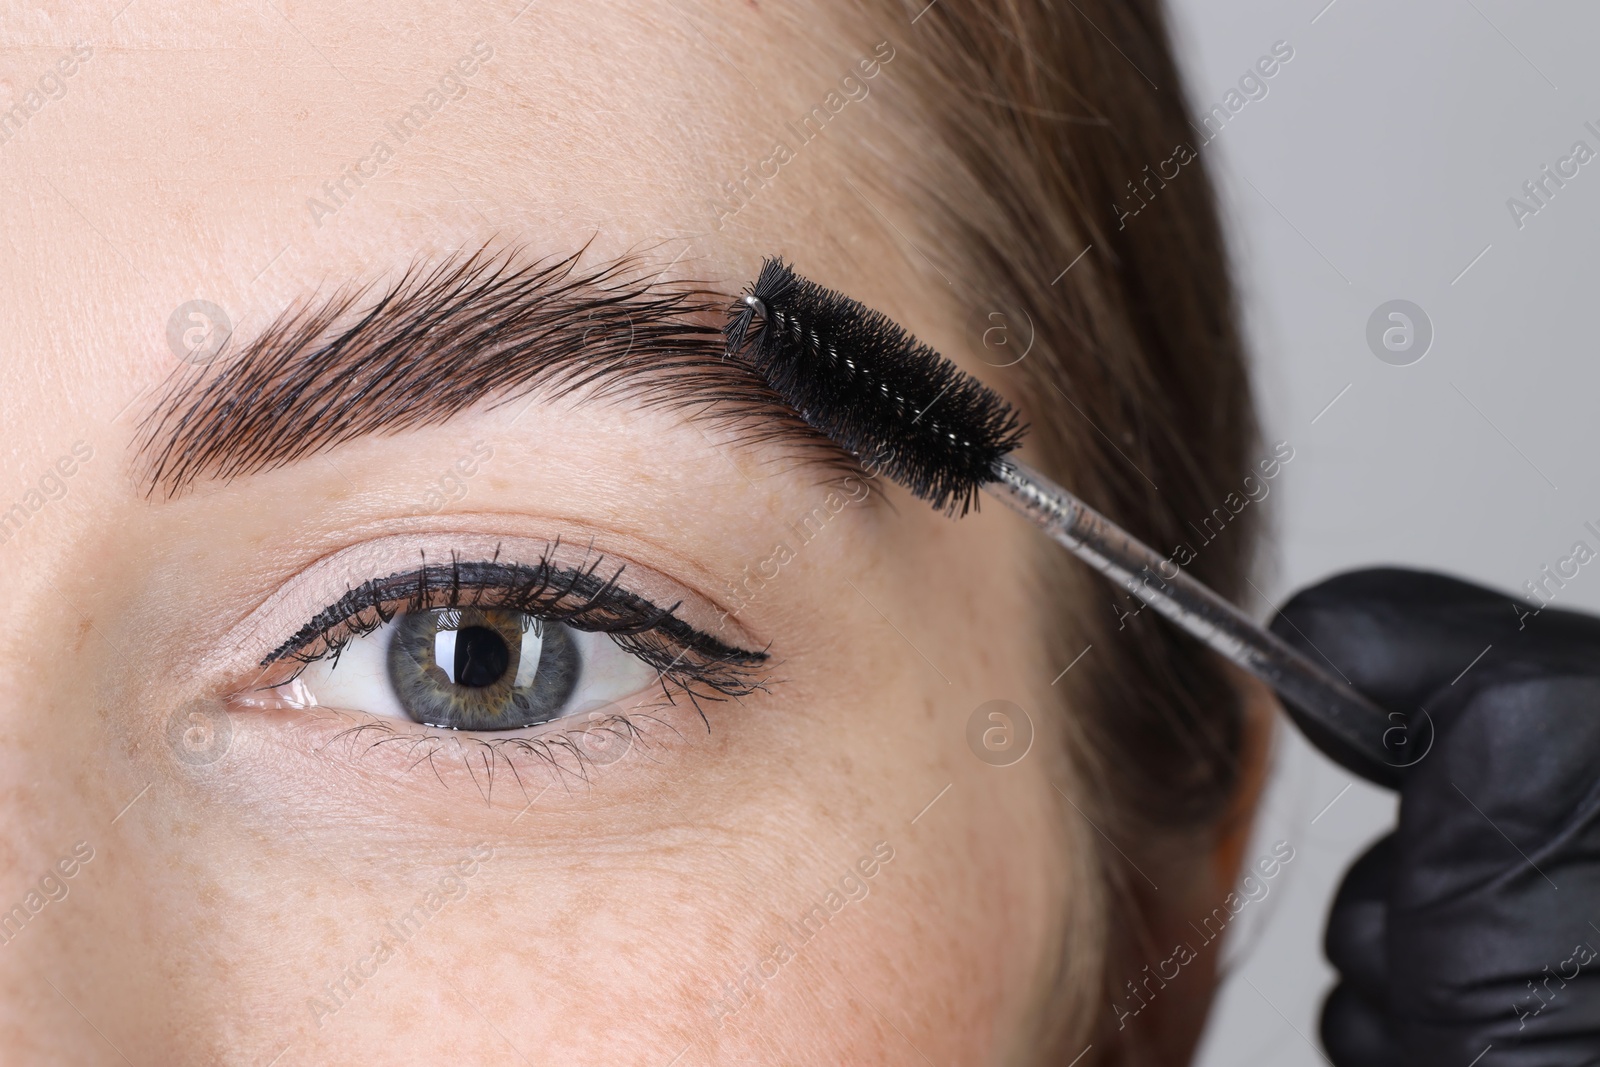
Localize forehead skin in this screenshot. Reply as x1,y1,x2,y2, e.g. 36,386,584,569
0,3,1083,1064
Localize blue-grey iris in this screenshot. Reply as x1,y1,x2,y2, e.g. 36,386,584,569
386,607,579,730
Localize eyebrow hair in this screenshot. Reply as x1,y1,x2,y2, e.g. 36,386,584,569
136,246,858,497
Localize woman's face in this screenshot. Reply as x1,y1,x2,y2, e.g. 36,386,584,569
0,4,1243,1063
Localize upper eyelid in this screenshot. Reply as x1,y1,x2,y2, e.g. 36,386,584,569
201,528,767,701
261,552,607,665
260,554,752,666
229,527,756,638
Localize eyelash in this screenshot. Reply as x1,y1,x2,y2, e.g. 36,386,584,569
258,546,770,714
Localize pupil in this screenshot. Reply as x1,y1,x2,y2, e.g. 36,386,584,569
451,625,510,688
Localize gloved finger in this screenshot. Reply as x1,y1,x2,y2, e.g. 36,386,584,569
1324,834,1392,1002
1399,674,1600,887
1265,567,1600,782
1389,675,1600,1063
1321,982,1401,1067
1269,568,1529,719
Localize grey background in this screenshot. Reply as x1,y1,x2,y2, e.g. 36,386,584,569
1152,1,1600,1062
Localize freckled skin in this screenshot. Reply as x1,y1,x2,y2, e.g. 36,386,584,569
0,2,1266,1064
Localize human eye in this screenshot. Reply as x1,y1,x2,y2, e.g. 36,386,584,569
237,543,768,739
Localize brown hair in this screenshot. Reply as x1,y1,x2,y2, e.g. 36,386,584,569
855,1,1260,1061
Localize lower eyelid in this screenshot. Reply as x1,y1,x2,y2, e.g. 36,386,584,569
239,690,681,797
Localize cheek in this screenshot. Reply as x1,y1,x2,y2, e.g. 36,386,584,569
425,794,1073,1063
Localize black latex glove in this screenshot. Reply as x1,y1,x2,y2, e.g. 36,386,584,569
1270,568,1600,1066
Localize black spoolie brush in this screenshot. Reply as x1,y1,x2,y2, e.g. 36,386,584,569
726,256,1400,785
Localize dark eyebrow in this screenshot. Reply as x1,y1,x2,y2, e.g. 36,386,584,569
136,247,858,497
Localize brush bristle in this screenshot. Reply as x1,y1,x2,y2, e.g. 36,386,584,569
724,257,1025,514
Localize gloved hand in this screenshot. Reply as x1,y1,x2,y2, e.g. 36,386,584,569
1270,568,1600,1066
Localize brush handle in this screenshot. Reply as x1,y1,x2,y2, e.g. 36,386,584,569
991,459,1402,786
